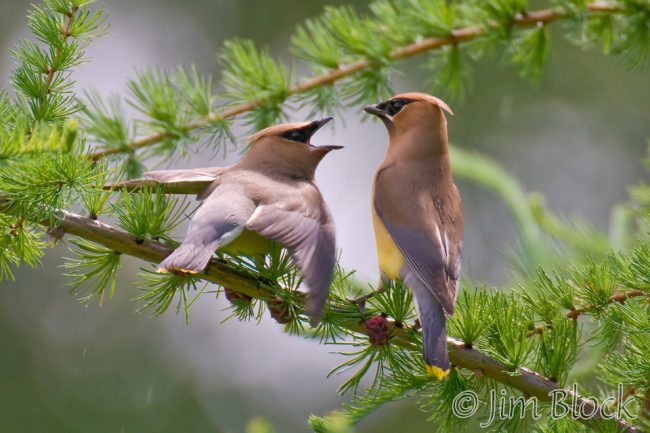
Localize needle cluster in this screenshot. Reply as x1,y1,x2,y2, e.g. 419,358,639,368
1,1,650,432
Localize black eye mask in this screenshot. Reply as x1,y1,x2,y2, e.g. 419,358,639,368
282,129,308,143
373,98,412,117
386,98,410,116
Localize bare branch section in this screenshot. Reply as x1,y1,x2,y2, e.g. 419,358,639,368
448,341,640,433
51,209,640,433
104,177,212,195
57,210,271,299
88,2,622,161
565,290,646,319
526,289,647,337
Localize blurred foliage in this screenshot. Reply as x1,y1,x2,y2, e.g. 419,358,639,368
65,0,650,173
1,0,650,432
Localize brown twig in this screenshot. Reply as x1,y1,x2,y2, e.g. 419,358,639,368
566,290,646,319
0,2,641,430
56,210,271,300
526,290,647,337
106,169,650,342
42,208,641,432
30,5,78,131
43,7,77,98
88,2,623,161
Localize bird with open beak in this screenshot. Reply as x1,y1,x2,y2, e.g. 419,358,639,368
154,117,341,325
364,93,463,380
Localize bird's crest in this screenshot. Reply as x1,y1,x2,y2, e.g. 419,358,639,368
246,121,312,143
393,92,454,115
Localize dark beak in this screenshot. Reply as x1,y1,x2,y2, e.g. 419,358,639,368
319,144,343,151
363,104,387,117
311,116,334,131
308,116,342,151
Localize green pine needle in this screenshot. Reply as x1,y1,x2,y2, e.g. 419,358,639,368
369,279,416,325
448,286,494,346
511,27,550,81
220,39,290,130
111,186,191,243
81,90,131,152
135,269,206,325
0,215,46,281
63,238,121,305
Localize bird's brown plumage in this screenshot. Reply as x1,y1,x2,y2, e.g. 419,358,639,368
155,118,340,325
366,92,463,378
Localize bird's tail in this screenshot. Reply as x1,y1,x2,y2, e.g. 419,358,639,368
422,303,450,380
405,273,450,380
305,290,328,327
157,243,215,274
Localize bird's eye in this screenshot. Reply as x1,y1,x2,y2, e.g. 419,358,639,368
388,99,406,115
283,129,308,143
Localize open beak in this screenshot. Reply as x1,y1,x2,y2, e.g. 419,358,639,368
312,116,334,130
318,144,344,150
308,116,343,150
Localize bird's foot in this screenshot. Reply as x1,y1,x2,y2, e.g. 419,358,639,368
348,279,386,319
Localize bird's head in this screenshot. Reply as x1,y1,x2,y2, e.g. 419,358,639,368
243,117,341,178
364,92,453,138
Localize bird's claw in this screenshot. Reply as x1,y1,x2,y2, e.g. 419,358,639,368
348,278,387,320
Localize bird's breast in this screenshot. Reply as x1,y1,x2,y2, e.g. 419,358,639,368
220,229,272,256
372,211,404,280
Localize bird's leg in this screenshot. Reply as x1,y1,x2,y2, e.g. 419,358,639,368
349,276,388,319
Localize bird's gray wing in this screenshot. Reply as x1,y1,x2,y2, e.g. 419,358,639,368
158,183,255,273
246,194,336,325
374,171,460,315
441,184,463,304
107,167,223,194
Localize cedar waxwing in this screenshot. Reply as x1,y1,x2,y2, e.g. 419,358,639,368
150,118,341,325
364,93,463,379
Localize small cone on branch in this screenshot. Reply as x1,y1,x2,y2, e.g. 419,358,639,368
268,297,292,324
366,315,389,346
224,287,252,305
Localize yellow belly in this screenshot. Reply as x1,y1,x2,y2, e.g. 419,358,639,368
220,229,272,256
372,212,404,280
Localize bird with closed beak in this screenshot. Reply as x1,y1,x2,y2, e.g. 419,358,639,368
154,117,341,325
364,93,463,380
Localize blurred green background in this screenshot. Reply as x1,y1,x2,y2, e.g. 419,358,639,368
0,1,648,432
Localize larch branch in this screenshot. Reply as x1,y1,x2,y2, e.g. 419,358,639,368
527,289,648,337
46,209,641,433
88,2,623,161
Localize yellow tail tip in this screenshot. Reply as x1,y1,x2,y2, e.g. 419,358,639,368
156,267,198,275
426,365,450,380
